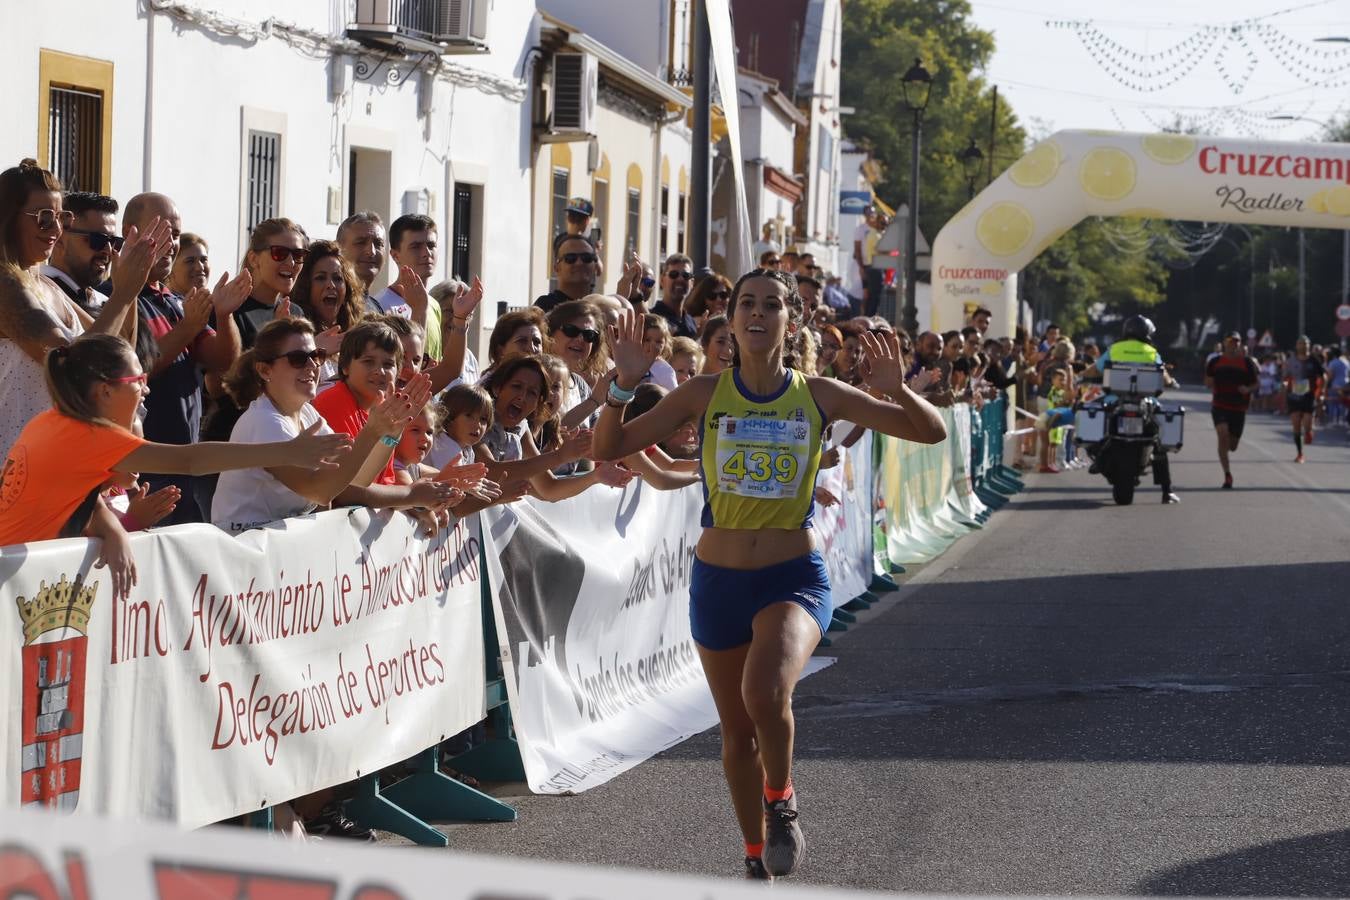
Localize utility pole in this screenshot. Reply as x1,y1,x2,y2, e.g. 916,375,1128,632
689,0,711,270
1298,228,1306,338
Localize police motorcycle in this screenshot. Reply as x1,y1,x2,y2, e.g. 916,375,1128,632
1073,317,1184,506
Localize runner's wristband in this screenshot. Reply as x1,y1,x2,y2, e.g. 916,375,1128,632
379,434,400,447
607,381,636,404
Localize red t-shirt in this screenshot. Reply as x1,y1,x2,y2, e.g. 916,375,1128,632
0,411,146,545
312,382,396,485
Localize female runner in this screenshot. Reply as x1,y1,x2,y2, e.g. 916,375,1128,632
594,268,946,880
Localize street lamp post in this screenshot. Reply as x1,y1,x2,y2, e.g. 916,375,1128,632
1269,112,1346,340
900,59,932,334
959,139,984,200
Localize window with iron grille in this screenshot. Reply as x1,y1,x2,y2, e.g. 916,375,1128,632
625,188,641,256
452,185,473,279
659,186,670,258
246,130,281,235
47,86,103,192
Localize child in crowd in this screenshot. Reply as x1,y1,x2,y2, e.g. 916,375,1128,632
392,402,469,535
311,321,480,513
428,383,493,469
699,315,734,376
641,314,679,389
477,355,632,499
538,353,588,476
669,336,703,384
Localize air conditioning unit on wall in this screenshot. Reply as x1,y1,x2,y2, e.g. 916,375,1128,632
549,51,598,138
437,0,489,48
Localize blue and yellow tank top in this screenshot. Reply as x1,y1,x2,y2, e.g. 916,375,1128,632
699,368,825,530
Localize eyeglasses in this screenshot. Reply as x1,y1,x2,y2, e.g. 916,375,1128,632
23,209,74,231
710,290,730,300
66,229,125,253
666,270,693,281
764,258,781,267
105,372,149,386
266,348,330,368
559,322,601,345
639,276,656,289
561,252,598,264
269,246,308,264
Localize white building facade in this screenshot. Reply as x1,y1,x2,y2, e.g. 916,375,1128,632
3,0,537,355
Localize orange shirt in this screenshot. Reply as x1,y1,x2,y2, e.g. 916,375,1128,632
0,410,145,546
312,382,397,485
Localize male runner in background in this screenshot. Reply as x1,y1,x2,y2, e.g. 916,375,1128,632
1205,332,1259,489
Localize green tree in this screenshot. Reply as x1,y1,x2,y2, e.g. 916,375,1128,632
840,0,1026,241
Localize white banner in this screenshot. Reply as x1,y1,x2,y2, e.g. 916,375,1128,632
1,509,486,828
481,482,840,795
814,424,875,609
0,803,895,899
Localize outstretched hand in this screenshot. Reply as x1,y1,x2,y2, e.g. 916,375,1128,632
210,270,254,317
860,329,904,396
394,265,429,313
450,276,485,320
290,420,353,469
607,310,657,389
110,216,172,298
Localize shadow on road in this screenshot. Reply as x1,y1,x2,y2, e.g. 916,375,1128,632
1135,828,1350,896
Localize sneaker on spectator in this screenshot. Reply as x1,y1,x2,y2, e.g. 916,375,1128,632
306,802,376,841
763,794,804,876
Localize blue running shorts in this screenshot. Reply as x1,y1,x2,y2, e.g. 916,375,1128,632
689,550,833,651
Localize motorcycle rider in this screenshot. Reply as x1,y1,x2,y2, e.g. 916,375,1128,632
1094,315,1180,504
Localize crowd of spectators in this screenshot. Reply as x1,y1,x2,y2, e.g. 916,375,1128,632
0,164,1011,839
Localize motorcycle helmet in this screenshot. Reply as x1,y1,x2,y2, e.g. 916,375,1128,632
1121,315,1155,342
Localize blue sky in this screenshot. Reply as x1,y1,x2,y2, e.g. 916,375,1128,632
967,0,1350,144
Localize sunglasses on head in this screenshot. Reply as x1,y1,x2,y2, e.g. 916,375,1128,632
667,270,692,281
267,348,330,368
66,229,125,253
269,245,308,264
561,252,598,264
559,322,601,344
24,208,74,231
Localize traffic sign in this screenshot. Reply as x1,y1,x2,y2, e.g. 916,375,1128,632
1338,304,1350,321
1337,319,1350,339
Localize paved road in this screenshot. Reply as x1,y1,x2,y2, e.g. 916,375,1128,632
437,388,1350,895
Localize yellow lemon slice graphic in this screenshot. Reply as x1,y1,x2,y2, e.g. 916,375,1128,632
976,202,1035,257
1307,190,1329,214
1079,148,1137,202
1141,134,1196,165
1009,140,1063,188
1326,185,1350,216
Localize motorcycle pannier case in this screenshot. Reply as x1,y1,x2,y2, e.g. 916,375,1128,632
1103,363,1164,395
1157,404,1184,450
1074,402,1107,443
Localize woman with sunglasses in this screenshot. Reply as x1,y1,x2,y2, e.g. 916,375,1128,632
683,272,734,335
594,269,946,882
211,318,437,534
0,333,350,590
0,159,171,461
232,218,309,350
545,300,611,428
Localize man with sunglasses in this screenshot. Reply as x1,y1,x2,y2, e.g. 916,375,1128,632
653,252,698,339
535,235,600,312
44,191,121,317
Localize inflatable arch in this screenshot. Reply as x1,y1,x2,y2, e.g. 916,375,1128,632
930,130,1350,333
